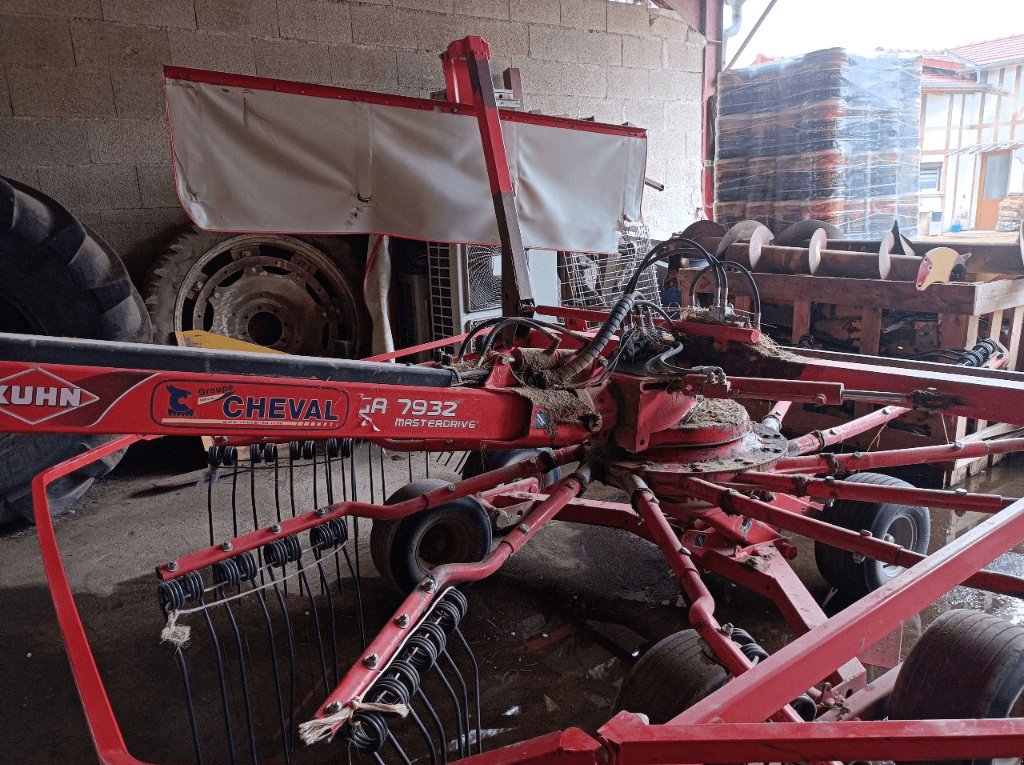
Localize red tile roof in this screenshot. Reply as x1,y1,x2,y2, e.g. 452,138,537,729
947,33,1024,67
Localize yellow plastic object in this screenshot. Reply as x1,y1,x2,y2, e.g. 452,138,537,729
174,330,287,355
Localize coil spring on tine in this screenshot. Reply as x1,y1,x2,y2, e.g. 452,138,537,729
387,659,422,696
207,444,223,467
728,627,755,645
157,579,186,615
181,570,205,602
236,551,259,581
417,621,449,655
289,441,302,460
310,521,338,552
434,600,462,633
213,558,241,588
402,634,439,671
249,443,264,464
264,534,303,568
348,712,390,753
371,677,413,708
302,440,316,460
325,438,340,458
329,518,349,546
263,442,279,462
445,588,469,620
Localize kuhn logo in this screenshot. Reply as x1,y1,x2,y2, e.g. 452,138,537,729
0,368,99,424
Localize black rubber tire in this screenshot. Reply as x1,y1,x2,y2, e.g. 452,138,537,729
144,228,369,355
614,629,728,724
0,177,152,524
889,609,1024,765
371,479,492,595
461,449,562,536
814,472,930,600
773,218,843,247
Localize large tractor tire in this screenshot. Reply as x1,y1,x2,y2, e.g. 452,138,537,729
144,229,369,357
0,177,152,524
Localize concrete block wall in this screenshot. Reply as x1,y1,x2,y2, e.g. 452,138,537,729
0,0,704,280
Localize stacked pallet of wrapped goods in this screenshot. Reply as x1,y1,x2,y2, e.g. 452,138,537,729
997,193,1024,232
715,49,922,239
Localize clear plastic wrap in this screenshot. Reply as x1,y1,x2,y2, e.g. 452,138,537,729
714,49,922,240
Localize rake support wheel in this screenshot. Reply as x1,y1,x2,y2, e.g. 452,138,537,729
614,629,728,724
814,472,930,599
889,609,1024,765
372,479,492,595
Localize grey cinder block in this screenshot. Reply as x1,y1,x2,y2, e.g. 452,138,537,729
8,65,114,117
71,19,170,70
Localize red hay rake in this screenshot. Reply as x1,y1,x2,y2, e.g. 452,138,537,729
5,36,1024,765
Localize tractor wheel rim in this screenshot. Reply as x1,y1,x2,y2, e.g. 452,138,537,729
172,234,357,357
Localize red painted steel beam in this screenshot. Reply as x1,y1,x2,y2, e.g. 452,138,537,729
683,477,1024,598
305,467,590,737
32,435,155,765
624,475,805,723
670,494,1024,723
797,355,1024,425
600,717,1024,763
455,728,603,765
776,436,1024,474
728,473,1012,513
158,445,583,579
788,405,907,455
164,67,645,139
443,37,533,316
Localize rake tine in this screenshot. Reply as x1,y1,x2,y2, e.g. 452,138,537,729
269,444,282,525
396,659,447,765
367,441,376,504
415,687,448,765
229,450,240,538
248,446,266,587
265,565,298,748
312,547,341,685
242,558,291,765
407,452,414,483
298,564,331,695
195,582,239,765
387,732,415,765
439,647,472,753
379,446,388,501
453,628,483,756
158,581,204,765
350,444,361,587
424,451,430,478
374,673,438,765
287,442,297,519
340,542,366,649
206,460,218,547
431,664,467,759
213,562,259,765
310,444,319,511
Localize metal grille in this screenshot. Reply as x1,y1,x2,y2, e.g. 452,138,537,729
427,242,456,340
558,224,657,310
466,245,502,311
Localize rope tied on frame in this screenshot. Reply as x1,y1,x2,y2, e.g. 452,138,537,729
160,610,191,648
299,699,410,745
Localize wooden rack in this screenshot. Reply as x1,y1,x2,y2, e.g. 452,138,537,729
681,268,1024,486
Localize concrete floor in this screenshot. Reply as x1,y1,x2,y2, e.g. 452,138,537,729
2,439,1024,764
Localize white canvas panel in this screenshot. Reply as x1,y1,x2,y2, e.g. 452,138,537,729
165,77,647,254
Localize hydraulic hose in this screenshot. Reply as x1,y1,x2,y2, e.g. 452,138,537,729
549,290,642,384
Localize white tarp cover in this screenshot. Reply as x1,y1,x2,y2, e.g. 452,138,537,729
165,77,648,255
